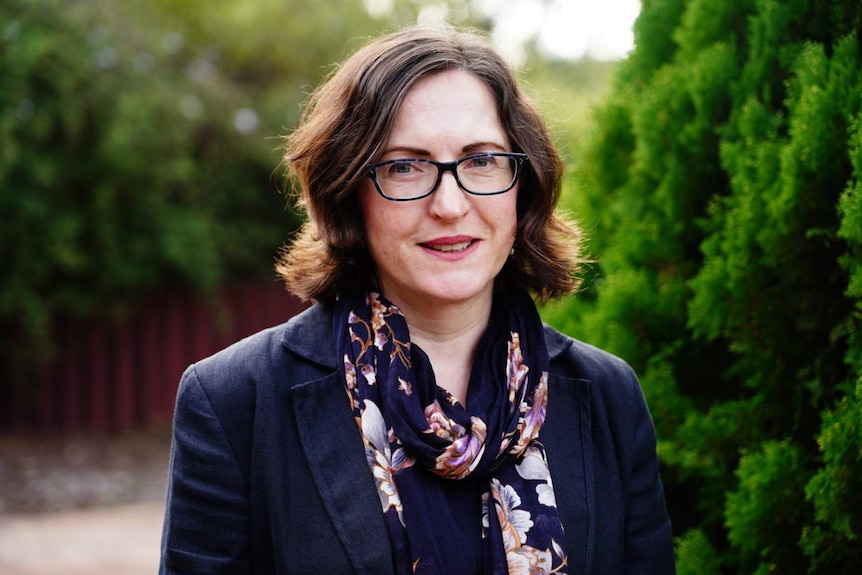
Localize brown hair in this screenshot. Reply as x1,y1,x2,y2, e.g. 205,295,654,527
276,25,583,302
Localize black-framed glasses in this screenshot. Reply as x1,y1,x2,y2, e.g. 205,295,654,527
367,152,529,201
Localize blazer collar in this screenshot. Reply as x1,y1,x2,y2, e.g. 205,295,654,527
543,321,575,360
280,301,338,369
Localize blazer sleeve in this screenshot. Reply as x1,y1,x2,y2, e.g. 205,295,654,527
618,362,676,574
160,365,252,574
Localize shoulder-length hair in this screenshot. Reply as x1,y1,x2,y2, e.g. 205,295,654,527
277,25,583,302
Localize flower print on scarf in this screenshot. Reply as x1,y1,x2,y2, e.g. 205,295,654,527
434,416,489,479
506,332,530,406
424,400,467,442
483,477,566,575
484,478,534,548
498,332,548,459
343,354,357,390
349,293,411,373
506,545,554,575
369,291,409,356
516,445,557,508
361,399,413,524
360,363,377,386
397,377,412,396
336,289,568,574
369,291,391,335
511,371,549,456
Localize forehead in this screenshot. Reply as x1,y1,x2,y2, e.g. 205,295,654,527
384,70,507,151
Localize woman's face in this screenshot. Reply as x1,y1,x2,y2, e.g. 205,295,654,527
358,70,518,313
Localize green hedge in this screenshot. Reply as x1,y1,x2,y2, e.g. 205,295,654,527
543,0,862,571
0,0,396,380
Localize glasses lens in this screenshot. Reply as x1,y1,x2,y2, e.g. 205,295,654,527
371,154,523,200
456,154,517,194
374,159,437,200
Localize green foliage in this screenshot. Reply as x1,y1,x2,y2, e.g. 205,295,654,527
675,528,722,575
725,440,808,571
802,378,862,572
0,0,397,380
840,114,862,305
546,0,862,571
0,0,618,388
518,56,617,157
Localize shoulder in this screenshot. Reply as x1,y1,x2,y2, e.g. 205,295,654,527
183,302,336,406
543,323,637,387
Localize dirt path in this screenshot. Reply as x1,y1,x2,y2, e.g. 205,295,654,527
0,427,171,574
0,501,164,575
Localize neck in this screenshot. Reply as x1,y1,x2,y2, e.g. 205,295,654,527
388,294,493,405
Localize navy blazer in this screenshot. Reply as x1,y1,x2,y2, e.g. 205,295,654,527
160,302,675,574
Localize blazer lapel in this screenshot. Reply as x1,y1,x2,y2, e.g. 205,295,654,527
543,324,596,574
282,303,393,575
291,374,395,575
544,374,595,574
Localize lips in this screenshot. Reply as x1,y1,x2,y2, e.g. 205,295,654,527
425,241,473,253
421,236,476,254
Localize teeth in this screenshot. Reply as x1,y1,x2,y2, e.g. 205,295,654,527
428,241,472,252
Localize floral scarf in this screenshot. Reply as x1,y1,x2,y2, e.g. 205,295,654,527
334,289,568,574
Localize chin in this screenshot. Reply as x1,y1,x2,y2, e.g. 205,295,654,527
420,281,494,305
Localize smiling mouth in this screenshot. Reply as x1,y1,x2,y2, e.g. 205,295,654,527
424,240,474,253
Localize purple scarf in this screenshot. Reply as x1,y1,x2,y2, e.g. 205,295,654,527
334,289,567,574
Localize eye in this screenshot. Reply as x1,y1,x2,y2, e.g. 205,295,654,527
462,154,500,171
471,156,491,168
387,161,415,175
378,159,430,182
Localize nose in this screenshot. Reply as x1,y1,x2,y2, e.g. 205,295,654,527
428,171,470,219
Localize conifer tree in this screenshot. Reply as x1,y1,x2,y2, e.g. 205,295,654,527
544,0,862,571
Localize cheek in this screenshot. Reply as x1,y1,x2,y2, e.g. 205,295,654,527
358,184,396,259
498,191,519,240
359,182,383,231
357,181,375,222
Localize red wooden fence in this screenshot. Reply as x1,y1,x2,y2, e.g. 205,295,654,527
1,282,307,434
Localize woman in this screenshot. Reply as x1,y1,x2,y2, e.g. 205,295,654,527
160,26,675,574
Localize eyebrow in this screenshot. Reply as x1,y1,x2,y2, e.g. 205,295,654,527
381,141,508,157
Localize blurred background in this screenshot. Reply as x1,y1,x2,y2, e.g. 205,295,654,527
2,0,862,573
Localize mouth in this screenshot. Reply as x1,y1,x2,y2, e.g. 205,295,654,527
422,240,475,253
